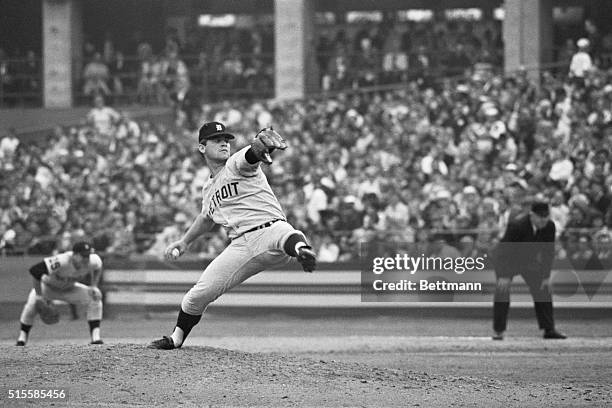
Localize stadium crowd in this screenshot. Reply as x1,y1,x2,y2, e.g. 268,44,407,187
78,25,275,106
316,18,503,91
15,18,503,107
73,17,612,106
1,59,612,262
4,15,612,108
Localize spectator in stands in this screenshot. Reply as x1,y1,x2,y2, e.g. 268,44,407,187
445,43,472,76
146,212,189,256
87,95,120,136
7,219,32,255
109,51,128,102
83,52,111,97
353,37,380,87
0,128,19,171
105,212,136,257
3,46,612,262
137,54,160,105
193,51,210,99
381,28,408,83
0,48,16,106
569,38,593,87
19,50,41,104
161,50,190,105
219,46,244,90
0,220,16,254
317,233,340,262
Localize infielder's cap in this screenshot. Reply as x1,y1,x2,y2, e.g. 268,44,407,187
198,121,235,144
72,241,92,255
531,201,550,217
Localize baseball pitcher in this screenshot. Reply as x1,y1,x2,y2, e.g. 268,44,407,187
16,241,104,346
150,122,316,350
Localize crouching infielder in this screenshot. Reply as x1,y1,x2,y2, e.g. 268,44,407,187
16,242,104,346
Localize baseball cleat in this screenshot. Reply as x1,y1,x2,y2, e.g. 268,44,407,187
149,336,178,350
543,330,567,339
492,331,504,340
297,246,316,272
15,341,26,346
90,339,104,345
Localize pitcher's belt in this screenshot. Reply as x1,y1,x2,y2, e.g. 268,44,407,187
234,219,283,240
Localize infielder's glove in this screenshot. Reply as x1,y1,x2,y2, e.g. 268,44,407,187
251,127,287,164
35,298,60,325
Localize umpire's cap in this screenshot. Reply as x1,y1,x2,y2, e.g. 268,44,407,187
198,122,235,144
72,241,92,256
531,201,550,217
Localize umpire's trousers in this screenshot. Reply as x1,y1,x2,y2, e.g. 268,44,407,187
493,271,555,333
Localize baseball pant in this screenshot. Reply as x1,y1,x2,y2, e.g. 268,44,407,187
181,221,302,315
20,283,103,325
493,272,554,333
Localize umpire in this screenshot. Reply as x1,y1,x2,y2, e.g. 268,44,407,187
492,200,567,340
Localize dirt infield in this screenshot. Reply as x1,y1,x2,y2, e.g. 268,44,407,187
1,314,611,407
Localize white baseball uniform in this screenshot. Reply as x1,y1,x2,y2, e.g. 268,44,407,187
181,146,305,315
20,251,103,325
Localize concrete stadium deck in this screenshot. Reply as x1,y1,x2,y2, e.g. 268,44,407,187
0,105,171,137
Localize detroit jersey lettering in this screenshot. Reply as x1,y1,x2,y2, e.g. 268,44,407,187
42,252,103,290
201,146,285,238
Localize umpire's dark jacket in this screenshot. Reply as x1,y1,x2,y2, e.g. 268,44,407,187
495,214,556,279
493,212,557,333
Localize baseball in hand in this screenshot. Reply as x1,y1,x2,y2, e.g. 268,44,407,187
171,248,181,259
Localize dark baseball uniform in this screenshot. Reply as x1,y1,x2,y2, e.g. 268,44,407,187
493,214,556,332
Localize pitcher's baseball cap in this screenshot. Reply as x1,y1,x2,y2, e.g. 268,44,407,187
198,122,235,144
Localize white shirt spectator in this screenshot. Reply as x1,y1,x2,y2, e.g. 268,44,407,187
569,50,593,78
357,177,381,198
214,106,243,128
549,157,574,182
420,154,448,176
550,203,570,235
306,186,327,224
384,201,410,228
0,133,19,162
354,131,375,154
318,239,340,262
87,106,120,135
489,120,506,139
257,110,273,129
1,225,16,250
34,165,54,189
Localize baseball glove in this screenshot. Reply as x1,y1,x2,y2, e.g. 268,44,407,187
35,298,60,325
251,127,287,164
